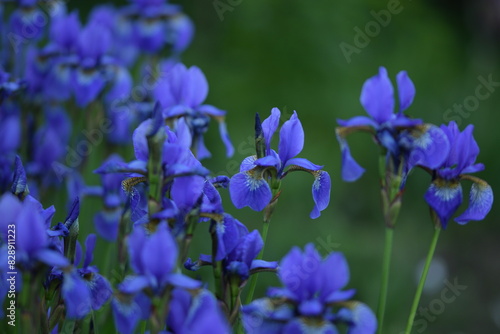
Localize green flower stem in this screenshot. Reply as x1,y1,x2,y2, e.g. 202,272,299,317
376,226,394,334
404,227,441,334
244,219,270,305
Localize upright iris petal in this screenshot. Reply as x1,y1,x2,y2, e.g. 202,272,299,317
278,111,304,165
360,67,394,124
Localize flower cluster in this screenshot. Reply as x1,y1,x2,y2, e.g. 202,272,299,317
0,1,493,333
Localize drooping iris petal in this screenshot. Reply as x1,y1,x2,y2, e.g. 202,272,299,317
118,276,150,294
337,136,365,182
85,272,112,310
406,124,450,171
111,296,141,334
72,68,106,107
360,67,394,124
310,171,331,219
62,271,92,319
181,290,231,334
262,107,281,153
229,171,272,211
455,181,493,224
215,215,248,261
396,70,415,112
278,111,304,164
424,181,463,228
339,302,377,334
218,120,234,158
167,273,201,289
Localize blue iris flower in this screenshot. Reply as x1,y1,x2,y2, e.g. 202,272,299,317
336,67,450,183
60,234,113,319
229,108,331,219
117,222,201,295
167,288,231,334
185,214,277,282
424,121,493,228
241,244,377,334
153,62,234,160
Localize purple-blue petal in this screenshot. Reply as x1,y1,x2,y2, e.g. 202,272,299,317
337,116,378,128
406,124,450,171
424,182,463,229
278,111,304,164
396,71,415,112
167,273,201,289
337,136,365,182
284,158,323,171
141,223,177,285
229,171,272,211
112,296,141,334
311,171,331,219
455,182,493,224
360,67,394,124
262,107,281,153
62,271,92,319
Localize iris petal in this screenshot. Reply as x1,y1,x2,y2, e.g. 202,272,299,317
311,171,331,219
396,70,415,112
455,181,493,224
262,107,281,154
337,136,365,182
407,124,450,171
424,181,463,228
278,111,304,164
229,171,272,211
360,67,394,124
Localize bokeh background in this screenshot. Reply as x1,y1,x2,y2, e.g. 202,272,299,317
71,1,500,333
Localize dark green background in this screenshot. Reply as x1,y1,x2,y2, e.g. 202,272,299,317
72,1,500,333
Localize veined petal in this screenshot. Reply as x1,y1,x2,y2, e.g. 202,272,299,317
310,171,331,219
424,181,463,229
262,107,281,153
278,111,304,164
229,171,272,211
240,155,257,172
171,175,205,212
338,302,377,334
337,116,377,128
406,124,450,171
396,71,415,112
455,181,493,224
111,296,141,334
360,67,394,124
284,158,323,171
62,271,92,319
337,136,365,182
72,68,106,108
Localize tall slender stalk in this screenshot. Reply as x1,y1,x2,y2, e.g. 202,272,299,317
376,227,394,334
404,227,441,334
244,220,270,305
